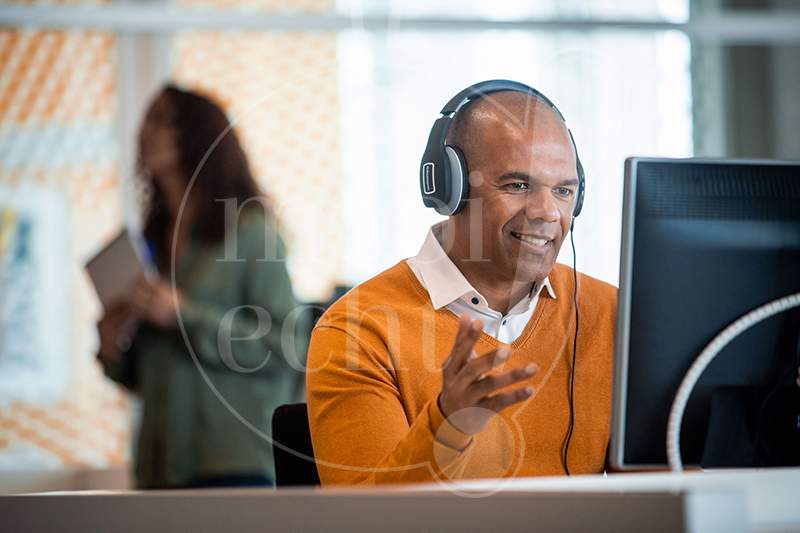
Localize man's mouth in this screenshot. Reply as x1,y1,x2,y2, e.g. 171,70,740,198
511,232,551,247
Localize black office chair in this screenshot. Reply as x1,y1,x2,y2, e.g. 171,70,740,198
271,403,321,487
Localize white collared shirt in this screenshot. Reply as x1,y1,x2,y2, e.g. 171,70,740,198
406,222,556,344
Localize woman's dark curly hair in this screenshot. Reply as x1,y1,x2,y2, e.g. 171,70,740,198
142,85,263,258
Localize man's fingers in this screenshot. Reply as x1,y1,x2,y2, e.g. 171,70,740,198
457,313,471,333
442,315,483,376
442,314,472,373
469,363,538,398
479,386,535,414
460,345,512,384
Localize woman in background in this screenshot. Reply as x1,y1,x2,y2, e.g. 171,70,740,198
97,86,308,489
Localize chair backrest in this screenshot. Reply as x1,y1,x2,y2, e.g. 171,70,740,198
271,403,321,487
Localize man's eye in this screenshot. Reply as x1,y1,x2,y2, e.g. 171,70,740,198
555,187,574,197
508,182,528,190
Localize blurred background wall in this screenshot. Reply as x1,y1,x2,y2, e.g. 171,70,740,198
0,0,797,477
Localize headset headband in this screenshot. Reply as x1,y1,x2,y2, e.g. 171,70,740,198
440,80,565,119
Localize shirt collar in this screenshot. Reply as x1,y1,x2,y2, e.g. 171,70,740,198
414,222,556,311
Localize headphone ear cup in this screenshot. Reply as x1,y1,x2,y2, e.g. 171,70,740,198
572,158,585,218
443,145,470,216
568,129,585,219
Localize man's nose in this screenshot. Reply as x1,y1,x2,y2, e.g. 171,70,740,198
525,188,559,223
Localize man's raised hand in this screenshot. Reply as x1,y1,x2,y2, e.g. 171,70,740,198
438,314,538,435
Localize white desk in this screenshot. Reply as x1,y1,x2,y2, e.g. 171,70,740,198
0,468,797,533
419,467,800,532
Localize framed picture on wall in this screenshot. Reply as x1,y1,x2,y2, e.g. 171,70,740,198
0,184,69,407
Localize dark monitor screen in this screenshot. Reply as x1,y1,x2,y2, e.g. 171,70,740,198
609,158,800,470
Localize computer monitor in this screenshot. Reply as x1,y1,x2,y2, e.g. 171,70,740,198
609,157,800,470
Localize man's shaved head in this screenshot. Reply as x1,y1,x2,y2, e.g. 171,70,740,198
443,89,580,312
446,91,570,171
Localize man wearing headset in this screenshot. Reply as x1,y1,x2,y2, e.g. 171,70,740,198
306,81,617,485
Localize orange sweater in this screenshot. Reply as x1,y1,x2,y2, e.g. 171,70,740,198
306,261,616,485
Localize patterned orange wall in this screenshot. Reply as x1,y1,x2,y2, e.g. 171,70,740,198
0,28,130,469
0,0,342,473
172,31,344,302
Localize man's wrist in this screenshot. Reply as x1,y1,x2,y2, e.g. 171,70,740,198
437,392,447,418
431,398,473,452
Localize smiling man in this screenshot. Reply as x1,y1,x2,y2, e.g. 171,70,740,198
306,85,617,485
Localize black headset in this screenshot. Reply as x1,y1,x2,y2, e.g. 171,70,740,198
419,79,585,219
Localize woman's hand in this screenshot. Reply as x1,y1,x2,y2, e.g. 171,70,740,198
130,277,186,330
97,302,134,365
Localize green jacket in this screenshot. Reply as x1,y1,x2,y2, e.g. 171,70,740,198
105,209,309,488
